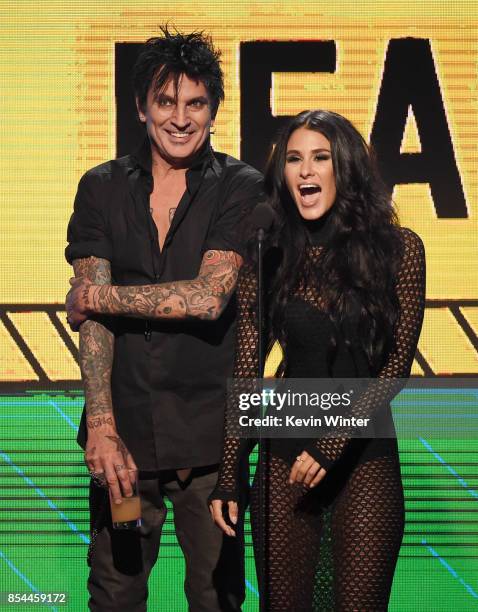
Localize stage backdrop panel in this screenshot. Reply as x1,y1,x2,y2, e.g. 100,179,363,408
0,1,477,610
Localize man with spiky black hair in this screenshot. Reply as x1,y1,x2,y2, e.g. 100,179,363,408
66,26,263,611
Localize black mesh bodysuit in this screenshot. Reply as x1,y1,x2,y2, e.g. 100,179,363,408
212,227,426,611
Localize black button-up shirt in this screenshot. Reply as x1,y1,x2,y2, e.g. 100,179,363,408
66,139,263,470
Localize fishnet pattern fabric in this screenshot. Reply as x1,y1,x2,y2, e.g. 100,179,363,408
303,228,426,468
249,452,404,611
213,227,425,610
213,261,260,500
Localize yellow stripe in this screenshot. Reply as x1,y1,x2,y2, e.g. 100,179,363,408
460,307,478,341
418,309,478,374
55,312,80,350
410,359,425,376
7,312,80,381
0,320,38,382
264,341,283,378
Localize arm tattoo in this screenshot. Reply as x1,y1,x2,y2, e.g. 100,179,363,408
87,416,114,429
89,250,243,321
74,257,115,419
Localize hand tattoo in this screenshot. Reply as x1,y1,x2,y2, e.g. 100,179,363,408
105,435,130,457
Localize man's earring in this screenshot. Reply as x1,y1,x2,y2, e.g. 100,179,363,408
210,126,216,135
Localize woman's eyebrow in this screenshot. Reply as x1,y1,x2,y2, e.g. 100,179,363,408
286,148,331,155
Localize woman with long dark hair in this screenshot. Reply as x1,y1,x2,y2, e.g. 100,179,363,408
210,110,425,610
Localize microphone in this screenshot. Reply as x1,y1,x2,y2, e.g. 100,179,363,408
250,201,275,241
251,202,275,376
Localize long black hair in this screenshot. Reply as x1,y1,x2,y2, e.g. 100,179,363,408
265,110,402,375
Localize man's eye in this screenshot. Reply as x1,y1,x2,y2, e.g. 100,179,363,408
190,100,206,108
158,99,174,106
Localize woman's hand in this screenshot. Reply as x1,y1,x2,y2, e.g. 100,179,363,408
209,499,238,537
289,451,327,488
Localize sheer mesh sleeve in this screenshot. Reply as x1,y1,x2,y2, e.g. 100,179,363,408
210,263,259,502
304,227,426,469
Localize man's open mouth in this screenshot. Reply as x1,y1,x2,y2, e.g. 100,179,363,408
168,131,193,139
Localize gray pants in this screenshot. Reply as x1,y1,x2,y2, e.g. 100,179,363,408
87,465,246,612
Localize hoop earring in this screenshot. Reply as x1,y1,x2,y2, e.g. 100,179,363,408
210,127,216,135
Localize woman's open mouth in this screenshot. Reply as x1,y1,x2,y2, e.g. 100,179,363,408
298,183,322,205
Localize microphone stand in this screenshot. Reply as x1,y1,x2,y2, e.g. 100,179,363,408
256,227,267,612
257,228,265,375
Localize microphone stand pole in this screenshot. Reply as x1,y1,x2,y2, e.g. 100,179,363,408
257,227,267,612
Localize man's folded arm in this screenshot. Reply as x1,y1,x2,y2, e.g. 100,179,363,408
69,249,243,323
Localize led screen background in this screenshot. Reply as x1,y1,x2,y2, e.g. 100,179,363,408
0,1,477,610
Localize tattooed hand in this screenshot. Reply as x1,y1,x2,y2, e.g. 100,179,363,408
66,276,94,330
85,420,137,503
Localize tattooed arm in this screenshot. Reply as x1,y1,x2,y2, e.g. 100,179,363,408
73,256,137,502
67,249,242,328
